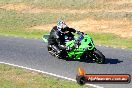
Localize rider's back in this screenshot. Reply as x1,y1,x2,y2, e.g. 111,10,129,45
48,26,65,45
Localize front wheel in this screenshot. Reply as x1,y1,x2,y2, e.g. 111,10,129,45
93,50,105,64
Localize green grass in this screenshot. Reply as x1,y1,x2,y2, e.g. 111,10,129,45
88,32,132,49
0,9,131,31
0,29,46,39
0,0,131,10
0,9,88,30
0,64,86,88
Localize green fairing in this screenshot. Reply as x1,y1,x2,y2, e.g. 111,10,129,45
65,34,95,59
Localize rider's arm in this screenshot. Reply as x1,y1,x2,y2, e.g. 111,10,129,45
68,28,76,33
56,36,75,51
64,27,76,33
67,27,83,34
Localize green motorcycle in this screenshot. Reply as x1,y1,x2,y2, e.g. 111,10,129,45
42,32,105,64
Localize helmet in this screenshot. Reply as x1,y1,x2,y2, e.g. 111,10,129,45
57,20,68,33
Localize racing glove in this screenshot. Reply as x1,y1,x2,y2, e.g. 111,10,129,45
77,31,84,35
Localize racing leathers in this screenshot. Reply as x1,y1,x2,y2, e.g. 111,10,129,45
48,26,76,55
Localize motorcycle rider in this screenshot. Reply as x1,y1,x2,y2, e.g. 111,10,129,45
48,20,80,57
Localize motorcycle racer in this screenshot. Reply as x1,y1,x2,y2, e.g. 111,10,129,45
48,20,79,56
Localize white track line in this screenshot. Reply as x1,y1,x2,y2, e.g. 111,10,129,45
0,61,103,88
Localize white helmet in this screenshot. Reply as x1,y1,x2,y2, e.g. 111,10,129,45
57,20,68,32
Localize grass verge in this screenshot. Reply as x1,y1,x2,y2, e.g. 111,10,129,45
89,32,132,49
0,9,88,29
0,29,132,49
0,64,86,88
0,0,131,10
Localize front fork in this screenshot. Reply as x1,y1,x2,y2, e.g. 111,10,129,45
87,48,97,61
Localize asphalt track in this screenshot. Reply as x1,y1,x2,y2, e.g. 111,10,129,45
0,36,132,88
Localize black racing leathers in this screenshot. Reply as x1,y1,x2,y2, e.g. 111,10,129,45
48,26,76,54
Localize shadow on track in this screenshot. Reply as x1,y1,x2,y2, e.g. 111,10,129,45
63,58,123,64
104,58,123,64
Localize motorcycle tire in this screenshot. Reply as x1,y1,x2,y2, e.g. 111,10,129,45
93,50,105,64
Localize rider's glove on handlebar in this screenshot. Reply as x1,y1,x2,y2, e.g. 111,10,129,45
77,31,81,35
77,31,84,35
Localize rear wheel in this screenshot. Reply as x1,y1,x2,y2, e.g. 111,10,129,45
93,50,105,64
47,46,68,59
47,46,56,56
